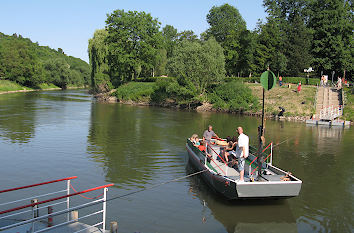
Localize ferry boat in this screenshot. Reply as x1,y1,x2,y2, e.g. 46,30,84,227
186,138,302,200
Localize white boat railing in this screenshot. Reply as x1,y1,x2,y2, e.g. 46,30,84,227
0,177,113,233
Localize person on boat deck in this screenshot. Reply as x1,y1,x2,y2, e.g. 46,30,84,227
198,141,206,152
190,134,199,145
235,127,249,182
203,125,219,144
221,136,237,162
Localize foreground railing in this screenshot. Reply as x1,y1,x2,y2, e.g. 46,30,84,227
0,177,113,233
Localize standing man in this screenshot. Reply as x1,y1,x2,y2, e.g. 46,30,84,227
203,125,218,143
279,76,283,87
236,127,249,182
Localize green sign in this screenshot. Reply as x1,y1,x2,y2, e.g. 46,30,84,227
260,70,276,90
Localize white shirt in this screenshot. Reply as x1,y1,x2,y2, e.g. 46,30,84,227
237,133,249,158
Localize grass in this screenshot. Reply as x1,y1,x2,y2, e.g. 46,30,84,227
246,83,317,117
114,82,156,101
342,87,354,122
36,83,60,89
0,80,33,92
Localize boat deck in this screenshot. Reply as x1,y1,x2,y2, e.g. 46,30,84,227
208,146,241,179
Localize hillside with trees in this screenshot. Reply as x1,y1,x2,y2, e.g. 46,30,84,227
0,32,90,89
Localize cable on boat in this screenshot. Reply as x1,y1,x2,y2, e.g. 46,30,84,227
70,183,104,200
272,137,294,149
105,169,208,202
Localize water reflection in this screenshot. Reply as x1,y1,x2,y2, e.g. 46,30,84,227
0,93,37,143
87,103,172,189
186,163,298,233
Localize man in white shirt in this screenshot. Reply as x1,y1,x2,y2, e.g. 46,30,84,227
236,127,249,182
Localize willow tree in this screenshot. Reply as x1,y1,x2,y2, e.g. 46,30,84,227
88,29,110,92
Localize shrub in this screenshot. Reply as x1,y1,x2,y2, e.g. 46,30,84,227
151,77,197,104
209,81,259,112
114,82,156,101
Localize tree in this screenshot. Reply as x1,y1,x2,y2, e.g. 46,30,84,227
167,38,225,95
162,25,178,57
43,58,70,89
285,13,312,76
177,30,198,42
206,4,247,76
105,10,164,84
88,29,110,92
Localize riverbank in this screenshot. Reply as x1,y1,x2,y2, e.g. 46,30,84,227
0,80,86,95
94,81,320,122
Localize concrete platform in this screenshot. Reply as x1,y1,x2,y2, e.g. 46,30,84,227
1,219,108,233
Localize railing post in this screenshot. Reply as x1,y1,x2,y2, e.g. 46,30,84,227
31,199,38,233
103,187,107,230
47,206,53,227
270,142,273,165
110,221,118,233
66,180,70,222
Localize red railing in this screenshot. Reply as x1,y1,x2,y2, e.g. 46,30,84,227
250,152,272,175
0,183,114,215
206,144,227,175
0,176,77,194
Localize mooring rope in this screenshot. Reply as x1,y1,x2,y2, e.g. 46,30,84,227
105,169,208,202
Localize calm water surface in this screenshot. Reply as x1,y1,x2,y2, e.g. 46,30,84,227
0,90,353,233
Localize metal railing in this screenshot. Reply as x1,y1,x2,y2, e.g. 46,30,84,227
0,177,113,233
319,105,343,120
249,142,273,177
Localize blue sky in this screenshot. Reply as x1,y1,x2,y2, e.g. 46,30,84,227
0,0,267,62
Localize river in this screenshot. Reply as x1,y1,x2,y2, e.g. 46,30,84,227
0,90,352,233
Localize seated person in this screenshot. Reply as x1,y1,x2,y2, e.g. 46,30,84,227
221,136,237,163
195,137,200,146
190,134,198,145
198,141,206,152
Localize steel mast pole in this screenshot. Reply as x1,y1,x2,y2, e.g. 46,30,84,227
257,87,265,181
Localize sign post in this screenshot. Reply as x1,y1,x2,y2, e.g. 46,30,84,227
257,70,276,180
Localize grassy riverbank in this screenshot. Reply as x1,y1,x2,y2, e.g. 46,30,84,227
342,87,354,121
0,80,34,92
247,83,316,117
0,80,86,94
108,80,319,118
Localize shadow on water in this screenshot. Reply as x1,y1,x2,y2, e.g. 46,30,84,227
185,162,298,233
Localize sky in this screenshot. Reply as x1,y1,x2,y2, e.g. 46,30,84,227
0,0,267,63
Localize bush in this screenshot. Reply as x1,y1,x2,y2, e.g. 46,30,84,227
209,81,259,112
151,77,198,104
282,77,320,85
114,82,156,101
225,76,320,85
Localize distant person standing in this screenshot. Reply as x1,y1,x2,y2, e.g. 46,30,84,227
235,127,249,182
297,81,302,93
279,76,283,87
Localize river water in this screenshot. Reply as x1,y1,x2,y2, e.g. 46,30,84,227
0,90,352,233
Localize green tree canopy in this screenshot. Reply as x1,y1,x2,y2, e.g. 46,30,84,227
167,38,225,95
206,4,247,76
105,9,164,84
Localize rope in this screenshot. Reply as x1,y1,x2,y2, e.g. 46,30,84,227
106,169,208,202
70,183,104,200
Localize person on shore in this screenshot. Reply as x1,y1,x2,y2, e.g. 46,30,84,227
235,127,249,182
297,81,302,93
320,75,324,86
279,76,283,87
